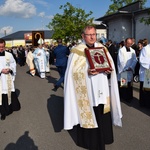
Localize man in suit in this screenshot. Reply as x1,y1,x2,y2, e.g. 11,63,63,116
52,38,70,91
17,45,25,66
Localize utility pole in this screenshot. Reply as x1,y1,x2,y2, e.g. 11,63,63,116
4,30,6,36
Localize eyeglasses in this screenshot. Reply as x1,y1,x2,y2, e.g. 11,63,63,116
84,33,97,37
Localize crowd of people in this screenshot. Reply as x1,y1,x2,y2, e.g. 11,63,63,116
102,37,150,109
0,24,150,150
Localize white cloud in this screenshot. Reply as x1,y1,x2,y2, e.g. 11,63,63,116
0,26,13,37
45,15,54,19
38,12,45,18
0,0,36,18
38,12,53,19
35,0,49,7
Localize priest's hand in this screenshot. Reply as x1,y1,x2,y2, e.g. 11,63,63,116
37,53,41,56
1,68,10,74
126,67,133,72
88,69,99,75
104,68,113,74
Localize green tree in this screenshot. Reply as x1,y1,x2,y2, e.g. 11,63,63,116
106,0,147,15
47,2,94,43
140,8,150,25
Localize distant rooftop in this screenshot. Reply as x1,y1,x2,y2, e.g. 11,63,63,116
2,30,54,40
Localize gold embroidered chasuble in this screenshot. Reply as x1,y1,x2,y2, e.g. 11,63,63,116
71,43,110,128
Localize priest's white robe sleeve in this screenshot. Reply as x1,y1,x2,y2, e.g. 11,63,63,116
139,45,150,69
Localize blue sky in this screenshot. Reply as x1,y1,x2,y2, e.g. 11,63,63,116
0,0,150,38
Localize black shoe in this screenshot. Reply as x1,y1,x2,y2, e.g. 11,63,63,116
52,85,58,91
1,115,6,120
126,99,132,103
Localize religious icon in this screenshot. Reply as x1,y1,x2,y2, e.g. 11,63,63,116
85,47,112,72
32,31,44,47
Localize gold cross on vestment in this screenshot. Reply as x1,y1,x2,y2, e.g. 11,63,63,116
98,90,103,98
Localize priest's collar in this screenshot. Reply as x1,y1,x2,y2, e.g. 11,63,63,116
125,46,130,52
86,44,94,48
82,40,96,48
0,51,5,56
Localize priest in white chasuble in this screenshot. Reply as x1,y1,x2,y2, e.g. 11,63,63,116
64,25,122,150
0,38,21,120
33,43,47,79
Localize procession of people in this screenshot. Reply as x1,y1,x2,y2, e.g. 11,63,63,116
0,23,150,150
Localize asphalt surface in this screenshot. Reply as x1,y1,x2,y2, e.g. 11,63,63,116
0,64,150,150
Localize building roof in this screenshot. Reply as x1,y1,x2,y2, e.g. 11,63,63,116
118,0,143,12
95,12,131,22
1,30,54,40
95,1,149,23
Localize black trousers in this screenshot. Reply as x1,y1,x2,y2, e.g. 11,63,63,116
118,81,133,102
0,92,21,116
139,82,150,108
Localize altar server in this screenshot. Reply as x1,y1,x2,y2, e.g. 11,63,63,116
117,38,137,102
0,38,21,120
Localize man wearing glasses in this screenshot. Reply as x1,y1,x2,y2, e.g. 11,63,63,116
64,25,122,150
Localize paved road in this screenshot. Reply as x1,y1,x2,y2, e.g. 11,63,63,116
0,64,150,150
